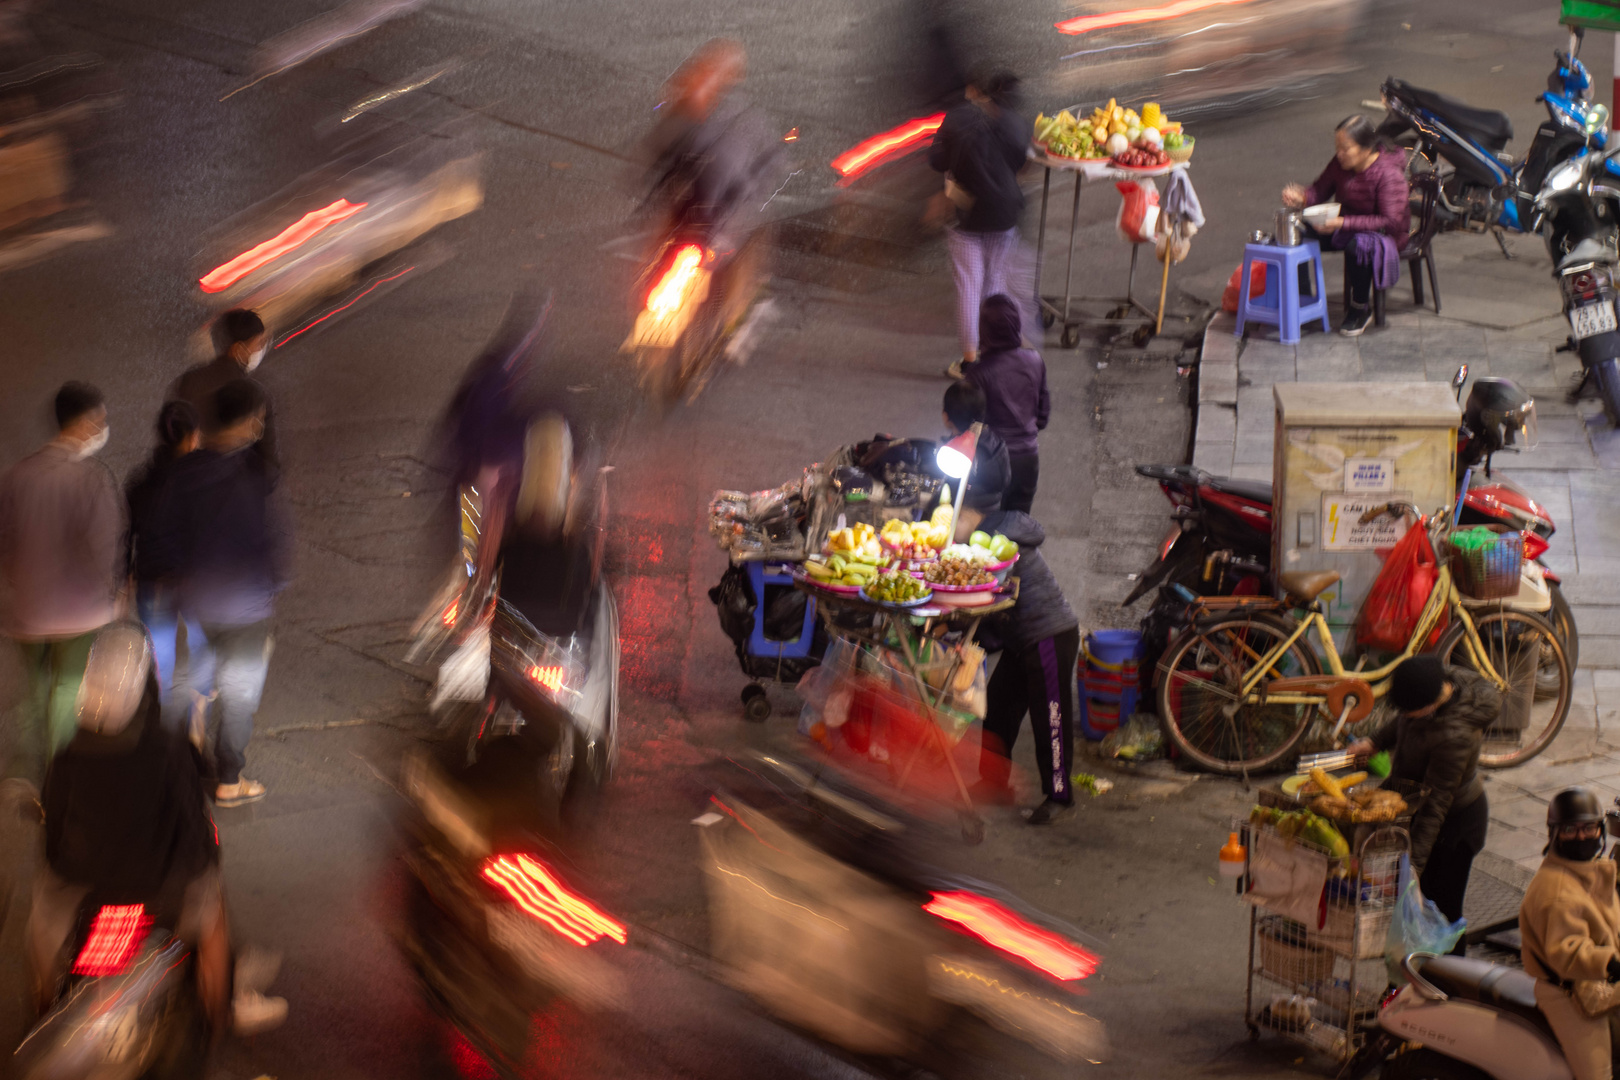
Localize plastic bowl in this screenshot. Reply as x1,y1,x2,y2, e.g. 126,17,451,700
1302,202,1340,226
987,554,1020,584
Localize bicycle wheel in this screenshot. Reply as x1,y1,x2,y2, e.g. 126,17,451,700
1157,613,1320,774
1437,608,1571,768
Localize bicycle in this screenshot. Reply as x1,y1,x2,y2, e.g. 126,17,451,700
1155,503,1573,775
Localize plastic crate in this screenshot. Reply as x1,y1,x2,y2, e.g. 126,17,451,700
1447,525,1522,600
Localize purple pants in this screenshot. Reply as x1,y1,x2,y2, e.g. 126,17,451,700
979,627,1080,802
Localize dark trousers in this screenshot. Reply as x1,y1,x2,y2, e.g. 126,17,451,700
1005,452,1039,515
979,627,1080,802
1419,792,1489,956
1301,224,1374,307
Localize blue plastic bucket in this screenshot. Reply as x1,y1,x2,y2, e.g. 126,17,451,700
1086,629,1143,668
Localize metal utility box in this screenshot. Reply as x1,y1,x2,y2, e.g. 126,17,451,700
1273,383,1460,647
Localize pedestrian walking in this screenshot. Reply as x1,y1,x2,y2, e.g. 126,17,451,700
929,67,1029,379
125,399,211,728
0,382,123,784
963,293,1048,514
952,467,1081,825
170,308,279,486
1348,655,1496,947
152,379,289,807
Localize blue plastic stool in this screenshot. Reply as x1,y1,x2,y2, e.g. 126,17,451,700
1234,240,1331,345
746,561,817,660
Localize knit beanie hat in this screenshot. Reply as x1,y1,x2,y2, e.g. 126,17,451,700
1389,655,1446,712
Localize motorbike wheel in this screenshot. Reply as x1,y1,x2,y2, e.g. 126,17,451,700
1379,1047,1491,1080
1595,357,1620,425
1156,613,1321,774
1540,581,1579,701
1437,609,1571,768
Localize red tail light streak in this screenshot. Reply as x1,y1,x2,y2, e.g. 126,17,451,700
199,198,368,293
1056,0,1252,34
925,891,1099,981
482,854,627,946
830,114,944,180
72,905,152,976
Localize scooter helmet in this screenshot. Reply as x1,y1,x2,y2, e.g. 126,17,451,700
76,621,153,736
1548,787,1607,860
1463,378,1538,454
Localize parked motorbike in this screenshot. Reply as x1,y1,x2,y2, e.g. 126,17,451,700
13,899,211,1079
398,749,629,1075
1127,372,1576,700
1374,26,1612,251
1531,127,1620,423
699,751,1110,1067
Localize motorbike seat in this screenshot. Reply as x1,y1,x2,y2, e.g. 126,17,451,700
1279,570,1340,603
1417,955,1556,1042
1206,475,1274,505
1388,79,1513,152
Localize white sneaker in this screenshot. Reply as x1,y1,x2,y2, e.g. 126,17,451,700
235,947,282,995
233,990,288,1036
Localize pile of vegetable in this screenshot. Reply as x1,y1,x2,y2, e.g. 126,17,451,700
1282,766,1408,824
1249,805,1349,858
864,569,931,604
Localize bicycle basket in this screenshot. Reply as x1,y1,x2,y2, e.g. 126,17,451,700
1447,525,1522,600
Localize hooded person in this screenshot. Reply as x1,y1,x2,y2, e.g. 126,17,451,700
1518,787,1620,1080
948,451,1080,825
1349,656,1499,941
942,379,1010,508
964,293,1048,514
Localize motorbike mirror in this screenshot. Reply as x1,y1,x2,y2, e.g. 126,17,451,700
1451,364,1468,394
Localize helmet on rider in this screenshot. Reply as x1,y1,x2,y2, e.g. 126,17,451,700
665,38,746,120
1547,786,1607,861
75,621,153,736
515,414,572,537
1464,377,1538,455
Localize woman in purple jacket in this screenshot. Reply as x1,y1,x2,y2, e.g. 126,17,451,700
1281,115,1409,338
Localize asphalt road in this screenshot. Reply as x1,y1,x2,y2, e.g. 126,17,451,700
0,0,1600,1076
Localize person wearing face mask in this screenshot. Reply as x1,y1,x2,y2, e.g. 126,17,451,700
170,308,279,488
0,382,124,787
1280,114,1410,338
1347,655,1499,947
149,380,289,808
1518,788,1620,1080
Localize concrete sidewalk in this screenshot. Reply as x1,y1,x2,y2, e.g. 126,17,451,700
1194,228,1620,878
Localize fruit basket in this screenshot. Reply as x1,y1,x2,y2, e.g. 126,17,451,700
1164,140,1194,163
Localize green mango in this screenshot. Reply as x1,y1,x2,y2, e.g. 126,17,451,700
969,530,992,549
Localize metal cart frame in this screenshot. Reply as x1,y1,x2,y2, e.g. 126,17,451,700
1242,823,1410,1062
1028,149,1188,348
796,578,1017,844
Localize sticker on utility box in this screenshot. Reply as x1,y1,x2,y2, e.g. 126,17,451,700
1343,457,1395,493
1321,492,1411,551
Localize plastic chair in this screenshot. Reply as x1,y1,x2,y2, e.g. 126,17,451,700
1356,172,1443,327
745,561,816,661
1234,239,1331,344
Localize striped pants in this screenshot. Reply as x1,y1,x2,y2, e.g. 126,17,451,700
946,225,1029,357
978,627,1080,802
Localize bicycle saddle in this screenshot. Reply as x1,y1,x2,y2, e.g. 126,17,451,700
1279,570,1340,603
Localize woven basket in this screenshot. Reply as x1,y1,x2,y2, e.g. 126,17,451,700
1448,525,1522,600
1260,927,1336,985
1164,142,1194,163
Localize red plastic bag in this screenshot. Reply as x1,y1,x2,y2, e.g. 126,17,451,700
1221,262,1267,313
1355,525,1446,652
1115,179,1160,244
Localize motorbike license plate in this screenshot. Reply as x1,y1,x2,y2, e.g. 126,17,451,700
1570,299,1618,340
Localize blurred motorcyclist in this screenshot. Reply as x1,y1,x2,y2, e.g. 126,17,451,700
26,621,285,1033
641,38,780,253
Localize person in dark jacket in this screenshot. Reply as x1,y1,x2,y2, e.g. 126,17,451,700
151,380,289,808
965,293,1048,514
929,67,1028,377
125,400,210,727
169,308,279,487
1281,114,1410,338
1349,656,1499,948
951,468,1081,825
27,622,285,1032
943,380,1010,505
